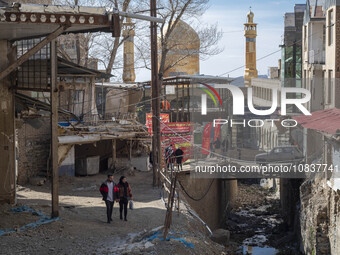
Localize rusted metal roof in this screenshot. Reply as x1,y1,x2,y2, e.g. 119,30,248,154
293,108,340,135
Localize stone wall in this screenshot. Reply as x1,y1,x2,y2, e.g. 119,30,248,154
299,140,340,255
300,175,332,255
16,118,51,185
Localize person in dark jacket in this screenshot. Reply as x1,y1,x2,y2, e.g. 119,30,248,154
100,174,118,223
115,176,132,221
174,147,184,170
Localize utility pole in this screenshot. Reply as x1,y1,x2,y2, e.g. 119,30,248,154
150,0,160,186
50,40,59,218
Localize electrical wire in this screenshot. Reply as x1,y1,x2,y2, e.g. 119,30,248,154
178,179,215,202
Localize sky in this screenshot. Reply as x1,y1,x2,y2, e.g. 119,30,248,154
134,0,306,82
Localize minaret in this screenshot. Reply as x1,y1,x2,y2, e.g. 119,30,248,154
244,8,258,86
122,17,136,83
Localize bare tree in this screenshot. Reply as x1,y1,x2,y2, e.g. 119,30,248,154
54,0,99,67
54,0,135,78
135,0,223,83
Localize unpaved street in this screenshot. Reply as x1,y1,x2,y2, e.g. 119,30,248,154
0,171,225,255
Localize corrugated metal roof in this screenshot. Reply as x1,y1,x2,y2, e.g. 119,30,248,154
293,108,340,135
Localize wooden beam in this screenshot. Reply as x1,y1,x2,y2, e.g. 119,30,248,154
51,40,59,218
163,172,178,240
0,25,69,82
112,139,117,169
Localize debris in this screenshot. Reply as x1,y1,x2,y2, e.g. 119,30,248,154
144,241,154,250
210,229,230,246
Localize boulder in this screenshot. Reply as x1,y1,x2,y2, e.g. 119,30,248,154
211,229,230,246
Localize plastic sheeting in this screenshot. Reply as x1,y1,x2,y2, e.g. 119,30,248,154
0,205,59,237
145,231,194,248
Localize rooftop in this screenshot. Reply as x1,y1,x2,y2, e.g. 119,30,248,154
293,108,340,135
142,74,234,87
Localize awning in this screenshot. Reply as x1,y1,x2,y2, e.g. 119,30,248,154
58,57,111,79
15,92,80,121
293,108,340,135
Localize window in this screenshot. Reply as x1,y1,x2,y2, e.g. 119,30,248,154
327,70,333,104
328,9,334,46
304,25,307,51
323,25,326,51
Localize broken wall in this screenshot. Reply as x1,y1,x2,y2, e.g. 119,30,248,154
105,89,129,115
300,142,340,255
16,118,51,185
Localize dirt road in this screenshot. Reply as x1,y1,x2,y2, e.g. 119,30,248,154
0,170,225,255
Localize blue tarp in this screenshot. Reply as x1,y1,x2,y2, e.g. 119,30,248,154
0,205,59,237
145,231,194,248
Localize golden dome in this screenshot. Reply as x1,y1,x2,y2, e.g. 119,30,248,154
159,20,200,77
160,20,200,50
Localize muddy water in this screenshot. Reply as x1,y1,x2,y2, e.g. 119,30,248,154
236,205,281,255
227,184,300,255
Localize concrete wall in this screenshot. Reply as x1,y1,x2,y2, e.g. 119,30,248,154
178,174,237,230
305,129,324,164
16,118,51,185
178,175,222,230
105,89,129,114
59,146,75,176
75,140,112,172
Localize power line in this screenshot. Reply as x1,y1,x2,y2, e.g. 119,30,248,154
178,179,215,201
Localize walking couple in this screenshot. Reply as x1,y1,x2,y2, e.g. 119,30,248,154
99,175,132,223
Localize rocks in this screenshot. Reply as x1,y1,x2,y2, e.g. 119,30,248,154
210,229,230,246
151,238,161,244
144,241,154,251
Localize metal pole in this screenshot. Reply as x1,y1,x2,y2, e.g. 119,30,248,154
151,0,160,186
50,39,59,218
114,10,165,24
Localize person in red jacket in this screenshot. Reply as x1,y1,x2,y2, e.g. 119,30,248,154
115,176,132,221
100,174,118,223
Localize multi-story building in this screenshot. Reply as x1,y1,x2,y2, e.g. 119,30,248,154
281,4,306,114
295,1,340,254
302,0,340,111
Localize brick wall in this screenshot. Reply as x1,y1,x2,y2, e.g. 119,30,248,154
16,118,51,185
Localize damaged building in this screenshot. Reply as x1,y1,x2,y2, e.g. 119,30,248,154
0,2,154,218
